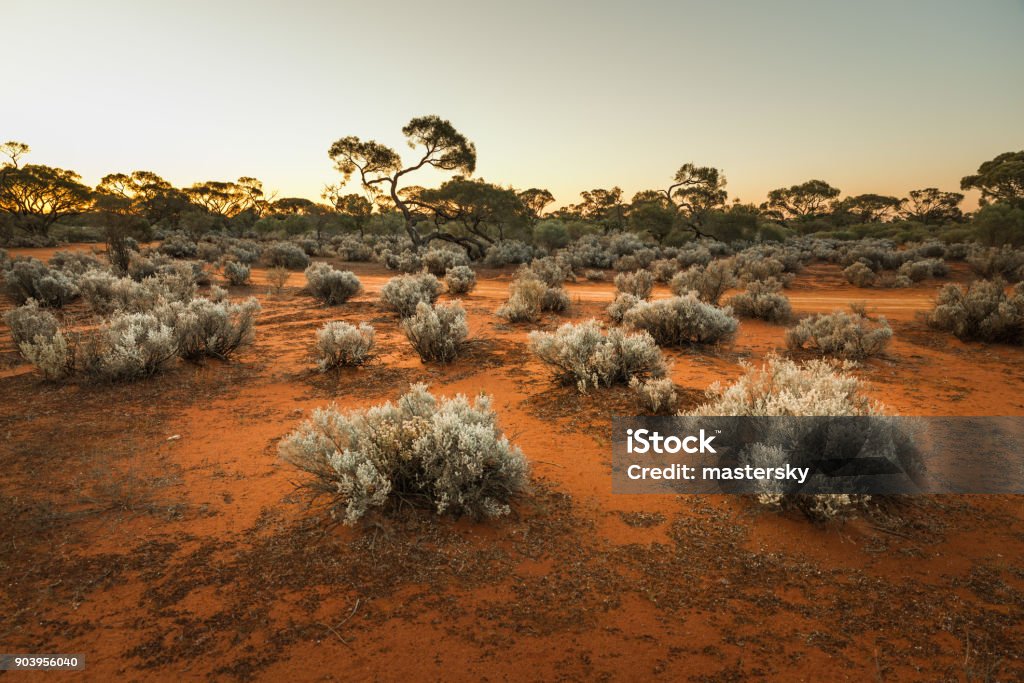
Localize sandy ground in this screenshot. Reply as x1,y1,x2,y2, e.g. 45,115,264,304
1,248,1022,681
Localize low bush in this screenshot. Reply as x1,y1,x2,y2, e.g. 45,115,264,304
278,384,529,524
305,262,362,305
967,246,1024,281
496,277,545,322
727,279,792,323
381,249,422,273
607,293,640,324
49,251,103,275
421,248,470,276
266,266,290,293
630,376,678,414
162,297,261,360
380,273,443,317
4,300,73,380
583,269,607,282
483,240,534,267
843,262,877,287
541,286,570,313
897,258,948,283
444,265,477,294
623,294,738,346
315,321,375,369
529,319,666,392
669,261,736,304
263,241,311,270
79,270,195,315
3,259,80,307
614,270,654,299
523,256,573,287
4,299,59,347
402,301,468,362
785,311,892,358
80,312,178,381
223,260,251,286
927,279,1024,344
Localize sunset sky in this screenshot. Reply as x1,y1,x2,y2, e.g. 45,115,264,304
5,0,1023,208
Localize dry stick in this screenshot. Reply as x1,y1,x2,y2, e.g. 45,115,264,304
532,460,565,469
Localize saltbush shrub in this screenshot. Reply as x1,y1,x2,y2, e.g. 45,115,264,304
897,258,948,282
80,312,178,381
843,262,877,287
4,300,73,380
927,279,1024,344
785,311,892,358
967,246,1024,282
223,260,251,286
402,301,468,362
607,293,640,324
669,261,736,304
483,240,534,267
623,294,738,346
305,262,362,305
421,248,470,276
529,319,667,392
278,384,529,524
161,297,261,360
263,241,311,270
630,376,678,414
444,265,477,294
614,270,654,299
79,270,194,315
727,279,792,323
3,259,80,307
4,299,59,347
523,256,573,287
315,321,375,369
496,277,546,322
379,273,442,317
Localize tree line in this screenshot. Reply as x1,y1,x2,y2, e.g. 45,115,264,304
2,116,1022,251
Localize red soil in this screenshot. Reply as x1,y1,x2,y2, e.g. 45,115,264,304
1,248,1022,681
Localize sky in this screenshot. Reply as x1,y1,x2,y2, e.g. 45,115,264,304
4,0,1023,209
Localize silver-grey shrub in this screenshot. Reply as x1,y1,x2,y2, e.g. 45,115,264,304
496,277,545,322
4,299,59,347
785,310,892,358
402,301,468,362
3,259,80,307
727,279,792,323
927,279,1024,344
379,272,443,317
614,270,654,299
444,265,477,294
80,312,178,381
843,262,877,287
607,293,640,324
529,319,667,392
161,297,261,360
79,270,195,315
315,321,375,369
421,248,470,276
624,294,738,346
278,384,529,524
223,260,251,286
4,300,73,380
305,262,362,305
669,260,736,304
897,258,948,283
630,376,678,414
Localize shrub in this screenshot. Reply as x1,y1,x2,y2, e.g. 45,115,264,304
607,293,640,324
263,241,311,269
483,240,534,267
669,261,736,304
444,265,477,294
648,259,678,283
541,286,570,313
524,256,573,286
898,258,948,282
624,294,738,346
583,269,607,281
278,384,529,524
3,259,80,307
304,262,362,305
402,301,468,362
49,250,103,275
927,279,1024,344
843,262,877,287
630,377,678,414
127,252,160,281
421,248,469,276
381,249,422,272
79,271,194,315
158,233,198,258
727,279,792,323
80,312,178,381
496,277,545,322
380,273,443,317
162,297,261,360
967,246,1024,281
266,266,290,293
4,299,59,347
785,311,892,358
529,319,667,392
733,255,791,285
614,270,654,299
223,260,251,286
681,355,922,520
315,321,375,369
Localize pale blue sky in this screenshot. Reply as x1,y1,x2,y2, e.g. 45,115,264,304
5,0,1022,207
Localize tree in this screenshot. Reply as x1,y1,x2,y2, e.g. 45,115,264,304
518,188,554,224
899,188,963,224
322,187,374,238
328,115,476,250
270,197,317,216
95,171,191,225
973,202,1024,246
762,179,840,221
961,151,1024,207
835,194,902,223
411,177,528,257
662,164,728,238
184,179,264,218
628,195,676,243
574,187,626,233
0,163,93,235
